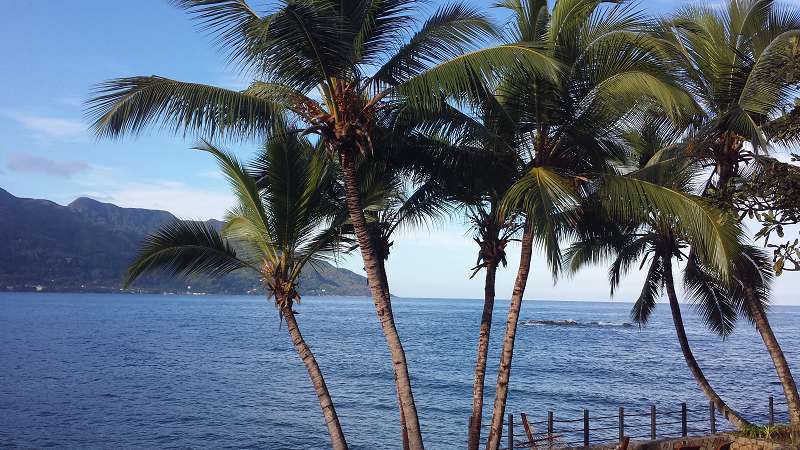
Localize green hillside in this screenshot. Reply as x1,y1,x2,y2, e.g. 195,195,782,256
0,188,369,296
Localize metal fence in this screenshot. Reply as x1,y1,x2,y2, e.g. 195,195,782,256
482,396,790,449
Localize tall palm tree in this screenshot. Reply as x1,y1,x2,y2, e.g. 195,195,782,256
566,122,762,429
405,88,524,450
123,130,349,449
468,1,701,447
655,0,800,425
86,2,564,447
344,150,454,450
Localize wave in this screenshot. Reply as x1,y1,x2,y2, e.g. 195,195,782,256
520,319,633,328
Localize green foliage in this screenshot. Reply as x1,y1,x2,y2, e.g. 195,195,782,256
126,124,345,307
566,122,750,336
738,423,795,443
88,76,277,139
124,219,256,288
735,154,800,276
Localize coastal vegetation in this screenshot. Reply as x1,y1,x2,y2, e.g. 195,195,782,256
87,0,800,448
123,127,351,449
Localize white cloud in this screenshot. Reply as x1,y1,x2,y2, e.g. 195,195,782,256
4,112,86,140
6,152,91,177
97,181,235,219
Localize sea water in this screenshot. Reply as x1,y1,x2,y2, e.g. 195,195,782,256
1,293,798,449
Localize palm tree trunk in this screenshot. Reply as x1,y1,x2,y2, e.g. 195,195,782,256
485,223,534,450
661,256,751,430
377,256,410,450
743,288,800,428
282,306,349,450
468,259,499,450
716,166,800,428
339,150,424,450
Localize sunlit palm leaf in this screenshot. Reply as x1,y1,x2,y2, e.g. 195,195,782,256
395,43,562,110
599,174,741,277
195,140,273,257
502,167,580,275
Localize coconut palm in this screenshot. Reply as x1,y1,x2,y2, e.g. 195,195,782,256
123,130,349,449
403,87,524,450
566,121,765,429
655,0,800,425
338,150,454,450
86,2,565,445
466,1,704,447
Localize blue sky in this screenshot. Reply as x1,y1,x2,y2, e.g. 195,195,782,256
2,0,799,303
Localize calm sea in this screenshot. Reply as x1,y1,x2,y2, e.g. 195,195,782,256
1,293,798,449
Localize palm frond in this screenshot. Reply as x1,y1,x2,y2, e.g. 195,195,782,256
195,140,273,257
87,76,277,139
395,43,561,111
630,254,664,327
733,244,774,323
502,167,580,276
391,179,454,233
372,3,497,87
599,174,741,278
124,219,255,287
684,251,739,337
171,0,269,69
609,235,654,295
244,81,326,121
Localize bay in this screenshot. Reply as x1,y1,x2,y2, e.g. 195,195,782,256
1,293,798,449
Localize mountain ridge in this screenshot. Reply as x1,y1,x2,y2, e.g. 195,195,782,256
0,188,370,296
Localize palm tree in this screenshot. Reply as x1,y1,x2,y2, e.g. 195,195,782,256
123,130,349,449
86,3,563,446
655,0,800,426
566,122,761,430
344,149,454,450
465,1,701,447
404,87,524,450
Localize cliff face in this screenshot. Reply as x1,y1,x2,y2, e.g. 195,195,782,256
0,188,369,296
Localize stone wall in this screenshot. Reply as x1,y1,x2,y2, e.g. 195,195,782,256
577,433,793,450
731,436,792,450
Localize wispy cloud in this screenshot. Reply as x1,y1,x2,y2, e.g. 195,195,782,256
6,152,91,178
4,112,86,140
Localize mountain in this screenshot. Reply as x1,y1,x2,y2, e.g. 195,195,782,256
0,188,370,296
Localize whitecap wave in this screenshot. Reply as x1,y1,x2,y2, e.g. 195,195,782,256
520,319,632,328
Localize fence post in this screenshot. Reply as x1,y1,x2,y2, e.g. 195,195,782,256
521,413,536,450
709,401,716,434
650,405,656,440
583,409,589,448
769,396,774,426
508,414,513,450
547,410,554,446
681,403,688,437
619,406,624,443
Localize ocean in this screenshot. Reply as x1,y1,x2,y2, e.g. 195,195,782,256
1,293,798,449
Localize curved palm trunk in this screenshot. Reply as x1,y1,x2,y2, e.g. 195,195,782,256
716,165,800,428
661,256,751,430
340,151,424,450
485,223,534,450
377,256,410,450
743,289,800,428
468,259,499,450
282,306,349,450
